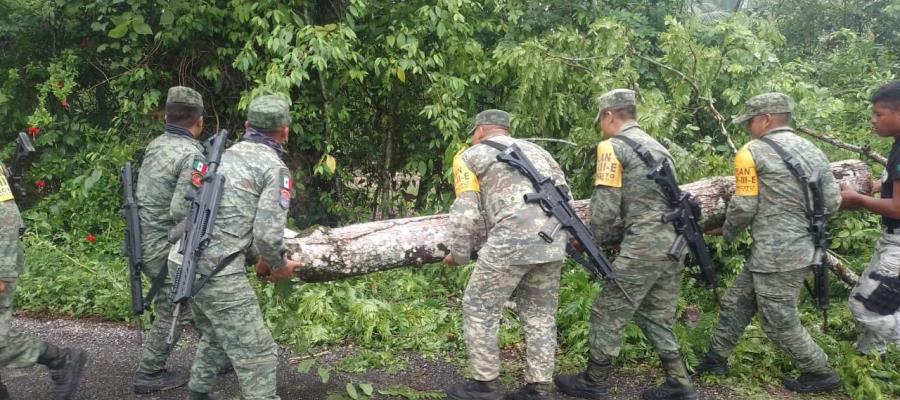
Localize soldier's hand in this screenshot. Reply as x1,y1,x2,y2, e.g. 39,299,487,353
255,259,270,278
264,259,301,283
442,254,458,267
568,238,584,253
0,280,5,294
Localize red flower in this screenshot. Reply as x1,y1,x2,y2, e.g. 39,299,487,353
35,180,46,190
27,126,40,138
85,234,96,244
61,99,70,109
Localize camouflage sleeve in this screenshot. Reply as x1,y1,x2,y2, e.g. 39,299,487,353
723,144,760,241
590,186,622,244
0,202,23,278
449,191,484,264
169,152,205,223
253,166,291,271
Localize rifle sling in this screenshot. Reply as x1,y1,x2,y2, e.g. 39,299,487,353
190,251,243,297
610,134,657,167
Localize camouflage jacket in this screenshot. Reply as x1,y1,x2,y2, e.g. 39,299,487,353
724,127,841,272
136,132,206,263
449,134,568,265
192,140,292,276
591,122,679,261
0,162,24,278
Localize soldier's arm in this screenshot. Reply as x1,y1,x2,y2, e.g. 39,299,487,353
253,166,292,271
448,153,483,265
449,191,484,264
169,152,206,223
590,140,624,243
723,144,760,241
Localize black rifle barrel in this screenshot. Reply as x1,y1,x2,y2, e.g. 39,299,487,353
120,161,145,316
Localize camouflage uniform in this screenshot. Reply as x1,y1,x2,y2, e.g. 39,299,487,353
135,86,207,374
183,95,293,400
586,89,692,387
709,93,841,375
0,162,44,368
449,110,567,384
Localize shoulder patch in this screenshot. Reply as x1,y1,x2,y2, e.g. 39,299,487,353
452,152,480,196
0,174,13,202
281,175,292,190
734,143,759,196
595,140,622,188
191,157,207,188
279,173,293,209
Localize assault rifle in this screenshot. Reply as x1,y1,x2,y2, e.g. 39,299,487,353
613,135,717,289
167,130,230,345
120,162,147,340
807,170,830,327
481,139,633,304
5,132,37,205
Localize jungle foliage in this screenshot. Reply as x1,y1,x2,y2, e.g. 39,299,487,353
1,0,899,398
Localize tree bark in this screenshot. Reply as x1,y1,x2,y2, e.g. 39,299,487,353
286,159,874,285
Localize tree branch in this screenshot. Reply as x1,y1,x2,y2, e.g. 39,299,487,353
797,126,887,166
632,52,737,154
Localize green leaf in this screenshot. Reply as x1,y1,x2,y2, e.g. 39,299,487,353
317,367,331,384
133,21,153,35
325,154,337,174
359,383,374,396
108,21,130,38
160,10,174,26
346,383,359,400
295,359,315,374
396,66,406,82
83,170,102,193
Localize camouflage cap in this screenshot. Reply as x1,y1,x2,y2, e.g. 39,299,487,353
732,92,793,124
248,95,291,130
468,109,510,134
166,86,203,109
593,89,636,124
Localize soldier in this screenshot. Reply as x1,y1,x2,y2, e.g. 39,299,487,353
133,86,216,393
554,89,696,400
840,81,900,353
183,94,301,400
443,109,568,400
1,161,87,400
695,93,842,393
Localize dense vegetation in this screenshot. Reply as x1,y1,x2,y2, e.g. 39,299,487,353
1,0,899,398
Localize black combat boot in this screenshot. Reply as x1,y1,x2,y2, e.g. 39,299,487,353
133,369,188,393
39,345,87,400
691,352,727,377
641,377,697,400
445,379,505,400
553,358,611,399
506,383,558,400
782,371,841,393
188,389,217,400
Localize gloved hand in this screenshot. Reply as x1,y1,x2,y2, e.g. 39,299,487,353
854,272,900,316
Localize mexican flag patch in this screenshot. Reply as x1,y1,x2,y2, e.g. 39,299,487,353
281,175,292,189
193,159,208,174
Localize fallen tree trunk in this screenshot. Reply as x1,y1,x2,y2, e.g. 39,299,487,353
286,159,874,285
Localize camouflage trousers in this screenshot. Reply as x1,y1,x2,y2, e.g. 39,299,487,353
849,230,900,353
462,258,562,383
709,265,831,374
589,256,684,362
187,272,279,400
137,255,193,374
0,278,43,369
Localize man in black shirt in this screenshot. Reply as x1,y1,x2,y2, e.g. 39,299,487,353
840,80,900,353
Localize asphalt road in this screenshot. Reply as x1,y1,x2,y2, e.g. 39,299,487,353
2,316,745,400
